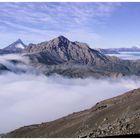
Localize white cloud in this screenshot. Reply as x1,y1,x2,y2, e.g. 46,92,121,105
0,3,121,48
0,2,120,31
0,72,139,133
107,52,140,60
0,54,37,74
0,53,139,134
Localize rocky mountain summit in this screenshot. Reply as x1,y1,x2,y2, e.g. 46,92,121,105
23,36,108,65
2,88,140,138
22,36,140,78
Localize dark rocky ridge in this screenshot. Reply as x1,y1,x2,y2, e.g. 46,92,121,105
2,88,140,138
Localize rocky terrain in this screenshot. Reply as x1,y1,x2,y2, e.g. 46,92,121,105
0,36,140,138
22,36,140,78
1,36,140,78
23,36,108,65
2,88,140,138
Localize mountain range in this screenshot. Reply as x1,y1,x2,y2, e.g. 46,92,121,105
21,36,140,78
1,36,140,78
1,36,140,137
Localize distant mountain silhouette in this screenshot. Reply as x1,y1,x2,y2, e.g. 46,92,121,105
4,39,26,53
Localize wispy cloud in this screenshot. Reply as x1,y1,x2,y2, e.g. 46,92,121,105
0,2,121,47
0,3,121,31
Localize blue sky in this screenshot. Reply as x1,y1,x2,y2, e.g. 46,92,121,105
0,2,140,48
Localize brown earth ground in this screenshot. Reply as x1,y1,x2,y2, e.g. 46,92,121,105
2,88,140,138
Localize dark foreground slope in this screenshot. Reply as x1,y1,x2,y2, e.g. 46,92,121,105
2,88,140,138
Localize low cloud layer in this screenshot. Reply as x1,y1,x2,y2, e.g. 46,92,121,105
0,71,140,133
107,52,140,60
0,54,37,74
0,54,140,133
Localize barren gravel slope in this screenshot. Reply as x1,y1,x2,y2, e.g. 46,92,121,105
2,88,140,138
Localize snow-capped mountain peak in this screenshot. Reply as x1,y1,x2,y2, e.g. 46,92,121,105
3,39,26,53
15,43,25,49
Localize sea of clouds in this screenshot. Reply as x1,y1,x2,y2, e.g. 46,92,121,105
107,52,140,60
0,54,140,133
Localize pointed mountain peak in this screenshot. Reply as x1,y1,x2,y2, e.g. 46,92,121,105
14,39,25,45
58,35,68,39
47,35,70,48
16,38,22,42
3,39,26,52
57,35,70,42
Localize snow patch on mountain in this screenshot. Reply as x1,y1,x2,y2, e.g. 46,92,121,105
15,43,25,49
